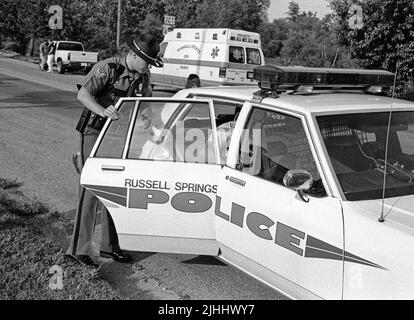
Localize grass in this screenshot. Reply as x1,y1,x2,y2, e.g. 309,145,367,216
0,178,123,300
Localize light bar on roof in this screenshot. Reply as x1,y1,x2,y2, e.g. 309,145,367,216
253,66,395,92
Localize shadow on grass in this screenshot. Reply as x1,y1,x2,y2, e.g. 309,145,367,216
0,177,123,300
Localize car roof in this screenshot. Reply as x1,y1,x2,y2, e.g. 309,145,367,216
57,41,82,44
175,86,414,116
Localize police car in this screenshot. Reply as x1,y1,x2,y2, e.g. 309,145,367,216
81,66,414,299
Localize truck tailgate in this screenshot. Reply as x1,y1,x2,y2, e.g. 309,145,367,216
70,52,98,63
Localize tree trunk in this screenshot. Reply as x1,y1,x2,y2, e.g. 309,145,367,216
26,37,35,57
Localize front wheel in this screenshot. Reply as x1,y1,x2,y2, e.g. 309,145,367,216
57,60,65,74
185,77,200,88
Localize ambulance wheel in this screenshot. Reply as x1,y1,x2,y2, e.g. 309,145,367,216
186,77,200,88
57,60,65,74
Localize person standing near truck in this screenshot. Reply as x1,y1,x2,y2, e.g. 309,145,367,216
39,39,50,71
46,41,56,73
66,32,163,268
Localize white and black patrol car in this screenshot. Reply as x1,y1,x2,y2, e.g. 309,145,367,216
81,66,414,299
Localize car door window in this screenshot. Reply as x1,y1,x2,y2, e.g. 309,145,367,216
186,95,243,164
94,101,136,158
237,107,326,197
126,100,218,164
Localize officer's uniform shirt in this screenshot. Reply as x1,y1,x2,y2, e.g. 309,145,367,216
79,56,152,109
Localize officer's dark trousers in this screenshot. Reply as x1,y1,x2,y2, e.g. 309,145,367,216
67,127,120,256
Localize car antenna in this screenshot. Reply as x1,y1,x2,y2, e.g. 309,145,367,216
379,63,399,223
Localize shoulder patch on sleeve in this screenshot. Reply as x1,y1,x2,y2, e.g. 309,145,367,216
95,67,107,79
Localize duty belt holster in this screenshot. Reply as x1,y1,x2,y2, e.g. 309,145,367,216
75,108,91,133
75,108,106,133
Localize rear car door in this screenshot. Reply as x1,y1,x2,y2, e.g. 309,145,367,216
215,103,344,299
81,98,221,255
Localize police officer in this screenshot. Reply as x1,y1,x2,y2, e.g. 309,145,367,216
66,33,163,267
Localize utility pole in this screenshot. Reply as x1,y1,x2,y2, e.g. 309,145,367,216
116,0,121,48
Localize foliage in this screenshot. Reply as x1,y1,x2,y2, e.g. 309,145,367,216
0,0,53,54
0,0,272,59
163,0,270,32
287,1,300,21
329,0,414,96
194,0,271,32
260,1,359,68
0,179,123,300
259,19,290,58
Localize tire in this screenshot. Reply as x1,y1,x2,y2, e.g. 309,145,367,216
185,77,201,88
57,60,65,74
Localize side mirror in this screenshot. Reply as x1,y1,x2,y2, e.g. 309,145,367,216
283,170,313,202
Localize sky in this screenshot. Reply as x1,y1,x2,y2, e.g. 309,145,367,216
268,0,331,20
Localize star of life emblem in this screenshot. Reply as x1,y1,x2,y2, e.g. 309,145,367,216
211,46,220,59
233,49,243,61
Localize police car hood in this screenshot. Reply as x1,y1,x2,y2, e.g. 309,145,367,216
345,195,414,229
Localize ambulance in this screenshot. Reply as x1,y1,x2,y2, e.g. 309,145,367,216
151,28,265,89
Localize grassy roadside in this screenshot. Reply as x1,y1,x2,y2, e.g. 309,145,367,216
0,178,123,300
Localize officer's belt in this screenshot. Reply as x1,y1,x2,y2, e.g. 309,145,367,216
86,112,106,131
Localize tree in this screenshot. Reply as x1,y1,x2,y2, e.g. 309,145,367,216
259,18,290,58
124,0,165,36
163,0,199,28
329,0,414,96
195,0,270,32
276,7,338,67
162,0,270,32
0,0,55,54
287,1,300,22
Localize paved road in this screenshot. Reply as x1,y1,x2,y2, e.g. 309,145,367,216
0,56,286,300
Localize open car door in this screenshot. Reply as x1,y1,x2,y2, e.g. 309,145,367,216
81,98,221,255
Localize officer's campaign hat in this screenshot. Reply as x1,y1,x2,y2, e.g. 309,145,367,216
125,33,163,68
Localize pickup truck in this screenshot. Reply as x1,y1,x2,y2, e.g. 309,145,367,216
52,41,98,74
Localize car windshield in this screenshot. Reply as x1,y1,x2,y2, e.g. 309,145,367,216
316,111,414,201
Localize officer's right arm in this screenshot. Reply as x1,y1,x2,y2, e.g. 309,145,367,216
77,63,119,120
77,87,118,120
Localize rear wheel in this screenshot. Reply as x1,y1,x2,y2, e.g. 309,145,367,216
185,77,200,88
57,60,65,74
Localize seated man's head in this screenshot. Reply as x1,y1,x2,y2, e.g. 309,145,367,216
135,104,153,133
125,33,164,73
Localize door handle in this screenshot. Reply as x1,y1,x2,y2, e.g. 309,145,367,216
227,176,246,187
101,165,125,172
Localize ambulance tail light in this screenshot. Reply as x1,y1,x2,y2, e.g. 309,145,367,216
67,52,71,61
247,71,254,79
219,67,227,78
